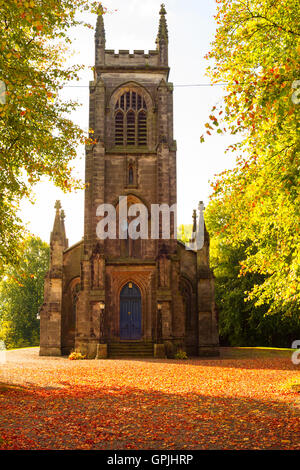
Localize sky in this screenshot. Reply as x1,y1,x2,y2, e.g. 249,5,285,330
19,0,237,246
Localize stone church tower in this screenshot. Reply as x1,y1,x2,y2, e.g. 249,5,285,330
39,5,219,358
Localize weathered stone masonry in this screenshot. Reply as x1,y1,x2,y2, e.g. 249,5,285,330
39,5,219,358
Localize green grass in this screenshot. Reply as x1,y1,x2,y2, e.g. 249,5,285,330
220,346,298,358
5,346,38,351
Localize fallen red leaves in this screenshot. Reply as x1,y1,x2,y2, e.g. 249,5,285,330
0,348,299,450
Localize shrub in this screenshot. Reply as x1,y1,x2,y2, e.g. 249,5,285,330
174,349,188,360
68,351,86,360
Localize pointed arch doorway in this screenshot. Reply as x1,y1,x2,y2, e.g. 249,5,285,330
120,282,142,340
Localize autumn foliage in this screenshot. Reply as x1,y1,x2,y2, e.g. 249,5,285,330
0,348,299,449
203,0,300,315
0,0,104,267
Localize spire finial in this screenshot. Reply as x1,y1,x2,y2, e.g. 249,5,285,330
95,12,105,41
54,200,61,211
95,10,105,66
160,3,167,15
51,202,68,248
197,200,209,248
192,209,197,233
156,3,168,45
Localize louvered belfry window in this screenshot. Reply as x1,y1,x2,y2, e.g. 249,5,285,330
115,111,124,146
115,91,147,146
138,111,147,146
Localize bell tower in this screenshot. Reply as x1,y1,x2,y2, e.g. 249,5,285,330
72,4,181,357
40,5,219,359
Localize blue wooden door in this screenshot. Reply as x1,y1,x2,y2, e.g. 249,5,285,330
120,282,142,339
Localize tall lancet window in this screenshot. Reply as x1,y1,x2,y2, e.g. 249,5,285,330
114,90,148,147
128,165,134,184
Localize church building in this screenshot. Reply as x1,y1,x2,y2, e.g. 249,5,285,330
39,5,219,359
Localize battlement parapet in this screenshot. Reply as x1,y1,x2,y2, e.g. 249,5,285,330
104,49,159,66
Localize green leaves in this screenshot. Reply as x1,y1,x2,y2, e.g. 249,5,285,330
205,0,300,314
0,236,49,349
0,1,104,267
205,200,300,346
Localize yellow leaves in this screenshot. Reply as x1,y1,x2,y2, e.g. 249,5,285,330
21,0,35,9
46,92,54,102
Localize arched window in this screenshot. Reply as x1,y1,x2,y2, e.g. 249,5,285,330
180,277,193,331
116,195,144,259
115,90,147,147
70,280,81,327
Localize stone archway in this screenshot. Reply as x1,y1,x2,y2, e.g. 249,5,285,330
120,282,142,340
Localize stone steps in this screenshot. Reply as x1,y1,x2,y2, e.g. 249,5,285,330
108,342,154,358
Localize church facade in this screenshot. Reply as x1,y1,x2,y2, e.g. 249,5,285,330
39,5,219,359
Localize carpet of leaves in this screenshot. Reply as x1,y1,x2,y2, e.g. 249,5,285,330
0,348,299,450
